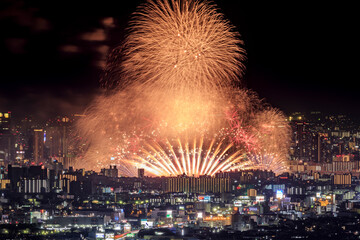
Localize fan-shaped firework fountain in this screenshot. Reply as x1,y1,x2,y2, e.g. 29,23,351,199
76,0,291,176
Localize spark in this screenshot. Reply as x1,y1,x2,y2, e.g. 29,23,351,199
129,136,245,177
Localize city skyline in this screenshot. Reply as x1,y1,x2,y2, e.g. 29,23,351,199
0,1,359,239
0,1,357,120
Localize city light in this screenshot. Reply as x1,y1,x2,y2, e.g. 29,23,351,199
0,0,358,239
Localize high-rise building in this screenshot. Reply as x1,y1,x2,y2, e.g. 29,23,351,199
8,164,23,191
33,129,45,164
101,165,118,178
138,168,145,178
13,116,35,163
290,114,332,163
45,115,79,169
292,121,312,161
0,112,13,165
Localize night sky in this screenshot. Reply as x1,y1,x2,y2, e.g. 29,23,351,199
0,0,357,120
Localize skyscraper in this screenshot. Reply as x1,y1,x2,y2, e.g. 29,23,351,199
0,112,13,166
138,168,145,178
33,129,44,164
45,116,79,169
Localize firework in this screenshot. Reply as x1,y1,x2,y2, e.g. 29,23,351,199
104,0,246,93
246,109,292,173
75,0,291,176
124,135,245,177
244,153,287,174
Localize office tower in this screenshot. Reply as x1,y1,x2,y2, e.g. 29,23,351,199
0,112,13,165
138,168,145,178
45,116,79,169
33,129,44,164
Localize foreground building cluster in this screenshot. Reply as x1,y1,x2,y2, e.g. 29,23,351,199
0,164,360,239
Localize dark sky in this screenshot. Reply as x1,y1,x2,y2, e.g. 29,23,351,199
0,0,357,120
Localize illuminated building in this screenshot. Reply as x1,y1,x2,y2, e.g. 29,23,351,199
0,179,10,189
247,189,257,197
164,174,230,193
44,216,105,229
13,116,34,164
0,112,13,165
45,116,74,168
0,112,11,131
287,186,304,195
290,114,331,163
19,179,50,193
334,154,352,162
45,126,63,159
138,168,145,178
320,154,360,173
201,215,232,228
101,165,118,178
333,173,351,185
33,129,45,164
61,173,77,182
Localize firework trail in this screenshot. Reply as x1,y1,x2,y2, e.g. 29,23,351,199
127,136,245,177
76,0,291,176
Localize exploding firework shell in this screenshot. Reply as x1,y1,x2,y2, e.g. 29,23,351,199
75,0,291,176
121,0,246,92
